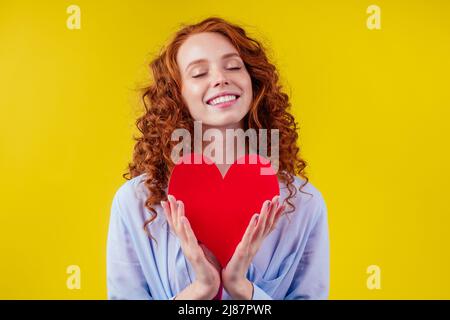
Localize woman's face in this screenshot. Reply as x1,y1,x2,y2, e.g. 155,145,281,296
176,32,253,128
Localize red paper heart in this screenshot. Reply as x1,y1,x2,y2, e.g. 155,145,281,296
168,153,280,269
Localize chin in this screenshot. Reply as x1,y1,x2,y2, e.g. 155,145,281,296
205,115,244,128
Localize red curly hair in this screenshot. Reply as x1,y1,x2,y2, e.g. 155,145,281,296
123,17,310,242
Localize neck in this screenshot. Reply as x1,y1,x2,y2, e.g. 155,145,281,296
197,120,249,177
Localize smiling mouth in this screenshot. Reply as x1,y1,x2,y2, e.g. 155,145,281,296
206,94,240,108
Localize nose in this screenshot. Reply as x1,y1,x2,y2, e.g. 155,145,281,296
212,69,229,87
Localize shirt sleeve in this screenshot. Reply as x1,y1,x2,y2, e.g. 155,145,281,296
106,190,153,300
252,282,273,300
285,195,330,299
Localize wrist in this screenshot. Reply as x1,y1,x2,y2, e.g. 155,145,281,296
224,278,253,300
192,280,220,300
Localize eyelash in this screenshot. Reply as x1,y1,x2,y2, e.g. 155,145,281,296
192,67,241,79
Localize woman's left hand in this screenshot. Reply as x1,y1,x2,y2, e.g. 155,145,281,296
221,195,286,299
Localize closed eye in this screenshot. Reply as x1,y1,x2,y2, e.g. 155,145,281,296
192,67,241,79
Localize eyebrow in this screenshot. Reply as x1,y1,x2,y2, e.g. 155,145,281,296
184,52,241,72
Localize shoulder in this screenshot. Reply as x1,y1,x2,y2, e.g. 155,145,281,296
110,173,152,223
279,175,327,227
112,173,149,204
281,175,326,207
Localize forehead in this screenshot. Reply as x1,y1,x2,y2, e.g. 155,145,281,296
176,32,240,70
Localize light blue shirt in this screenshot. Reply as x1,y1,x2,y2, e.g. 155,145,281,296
106,173,329,300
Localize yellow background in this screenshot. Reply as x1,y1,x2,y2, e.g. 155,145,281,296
1,0,449,299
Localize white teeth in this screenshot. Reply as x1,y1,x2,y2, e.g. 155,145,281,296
208,95,238,106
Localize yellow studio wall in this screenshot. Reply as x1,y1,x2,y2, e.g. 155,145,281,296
1,0,449,299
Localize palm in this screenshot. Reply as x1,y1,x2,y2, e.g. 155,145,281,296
222,241,248,281
199,243,222,274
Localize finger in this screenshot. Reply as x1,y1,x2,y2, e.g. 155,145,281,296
271,194,279,205
255,200,271,239
177,216,190,244
161,200,175,231
269,204,286,233
167,195,179,228
177,201,190,240
265,195,280,234
177,200,186,236
177,201,187,237
181,215,197,245
241,213,259,247
177,200,185,221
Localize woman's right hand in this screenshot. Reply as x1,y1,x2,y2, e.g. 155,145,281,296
161,195,222,299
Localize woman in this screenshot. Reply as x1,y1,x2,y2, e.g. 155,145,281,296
107,17,329,300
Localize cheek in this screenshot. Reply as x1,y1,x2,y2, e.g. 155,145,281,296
239,72,252,93
182,82,204,103
242,76,253,106
182,86,206,116
190,83,205,100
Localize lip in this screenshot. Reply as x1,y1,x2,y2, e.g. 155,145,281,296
208,96,240,109
205,91,241,105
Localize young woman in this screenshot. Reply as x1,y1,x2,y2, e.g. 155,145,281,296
107,17,329,300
